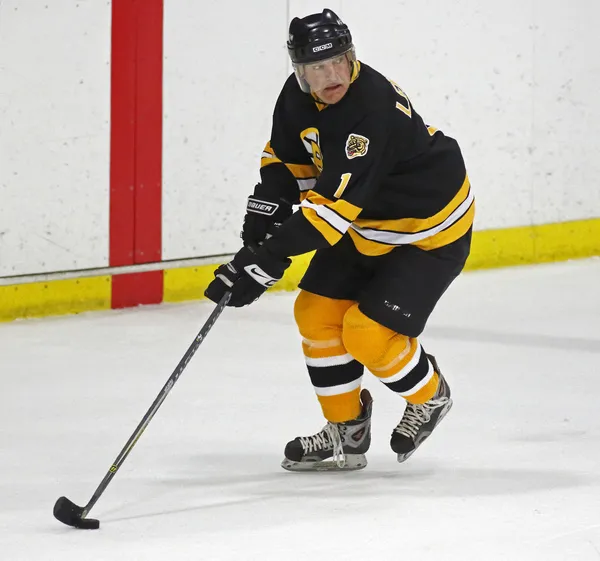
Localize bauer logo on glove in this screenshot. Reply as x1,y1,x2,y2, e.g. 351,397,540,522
247,197,279,216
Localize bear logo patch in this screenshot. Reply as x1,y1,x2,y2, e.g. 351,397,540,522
345,133,369,159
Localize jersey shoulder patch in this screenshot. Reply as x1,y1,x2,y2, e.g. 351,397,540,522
345,133,369,159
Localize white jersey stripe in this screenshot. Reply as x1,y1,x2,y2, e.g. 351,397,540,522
351,187,474,245
300,200,351,234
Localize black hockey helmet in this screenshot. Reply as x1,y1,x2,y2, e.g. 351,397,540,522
287,9,353,64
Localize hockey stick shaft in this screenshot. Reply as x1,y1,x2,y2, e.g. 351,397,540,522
79,292,231,517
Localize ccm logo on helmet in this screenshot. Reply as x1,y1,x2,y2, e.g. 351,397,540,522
312,43,333,53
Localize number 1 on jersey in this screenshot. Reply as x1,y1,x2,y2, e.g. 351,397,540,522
334,173,352,198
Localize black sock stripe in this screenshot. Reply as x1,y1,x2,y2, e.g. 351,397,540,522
383,351,430,394
308,360,365,388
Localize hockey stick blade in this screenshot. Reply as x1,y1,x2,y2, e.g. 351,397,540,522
52,292,230,529
53,496,100,530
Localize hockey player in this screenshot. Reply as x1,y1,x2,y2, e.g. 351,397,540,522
205,9,474,471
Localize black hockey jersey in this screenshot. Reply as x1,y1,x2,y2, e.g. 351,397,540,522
259,62,474,259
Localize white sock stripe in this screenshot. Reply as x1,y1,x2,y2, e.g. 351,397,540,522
305,353,355,368
379,344,423,385
397,360,434,397
313,376,363,397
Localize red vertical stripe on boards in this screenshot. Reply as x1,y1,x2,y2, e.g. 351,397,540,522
110,0,164,309
135,0,163,266
109,0,136,268
112,271,164,309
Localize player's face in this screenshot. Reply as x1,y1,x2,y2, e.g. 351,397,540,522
304,55,352,104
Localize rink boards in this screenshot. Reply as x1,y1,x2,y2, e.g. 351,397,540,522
1,1,599,321
1,217,599,321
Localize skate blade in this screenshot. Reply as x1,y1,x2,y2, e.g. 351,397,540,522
281,454,368,472
396,449,416,463
396,398,453,464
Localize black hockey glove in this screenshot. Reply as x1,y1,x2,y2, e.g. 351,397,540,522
204,246,291,307
241,184,293,247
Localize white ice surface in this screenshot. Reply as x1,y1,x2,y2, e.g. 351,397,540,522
1,259,599,560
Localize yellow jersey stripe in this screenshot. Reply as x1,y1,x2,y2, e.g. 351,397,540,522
353,174,470,233
347,229,395,256
263,141,275,156
285,162,319,179
348,199,474,256
305,191,362,222
414,201,475,251
260,144,318,191
261,156,282,167
350,60,361,84
351,185,473,244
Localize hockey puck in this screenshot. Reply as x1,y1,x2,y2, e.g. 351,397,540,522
75,517,100,530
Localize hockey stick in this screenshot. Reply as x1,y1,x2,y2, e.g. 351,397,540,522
53,291,231,529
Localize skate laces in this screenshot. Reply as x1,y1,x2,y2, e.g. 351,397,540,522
299,423,346,468
394,397,450,440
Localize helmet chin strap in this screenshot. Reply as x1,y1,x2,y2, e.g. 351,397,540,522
310,90,328,106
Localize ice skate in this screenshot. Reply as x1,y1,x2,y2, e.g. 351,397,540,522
282,389,373,472
391,355,453,463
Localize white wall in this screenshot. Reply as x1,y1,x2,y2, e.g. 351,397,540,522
0,0,111,277
2,1,598,277
344,0,539,231
529,1,600,225
341,0,600,230
163,0,600,259
162,0,289,260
